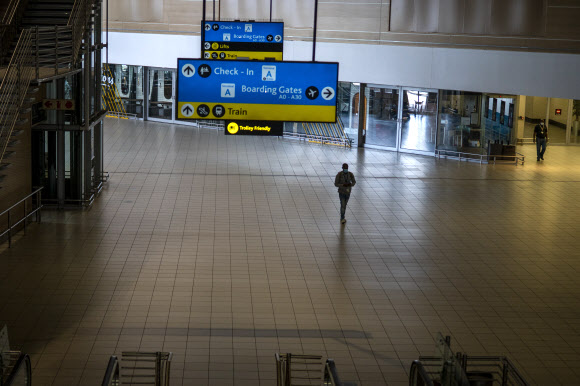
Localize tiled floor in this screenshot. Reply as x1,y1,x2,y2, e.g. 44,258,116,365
2,118,580,385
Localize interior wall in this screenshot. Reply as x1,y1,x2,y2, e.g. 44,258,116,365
106,32,580,100
549,98,569,125
104,0,580,52
390,0,575,38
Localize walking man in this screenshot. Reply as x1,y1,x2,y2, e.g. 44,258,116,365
533,120,548,161
334,163,356,224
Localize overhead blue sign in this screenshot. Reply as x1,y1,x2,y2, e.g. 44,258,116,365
177,59,338,122
202,21,284,60
203,21,283,44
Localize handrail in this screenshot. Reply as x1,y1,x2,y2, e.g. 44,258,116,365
298,116,352,148
284,131,353,147
409,360,435,386
0,0,29,61
0,186,43,247
0,28,34,165
1,0,24,25
323,359,342,386
435,149,525,165
68,0,93,63
120,351,172,386
101,356,120,386
3,353,31,386
275,353,325,386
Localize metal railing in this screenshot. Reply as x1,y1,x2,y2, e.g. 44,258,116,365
435,149,525,165
101,356,120,386
68,0,94,63
408,360,435,386
411,334,529,386
0,0,28,60
1,352,31,386
197,120,225,130
323,359,342,386
33,25,73,79
516,137,534,144
296,116,352,147
276,354,345,386
0,28,34,165
0,187,43,247
120,351,172,386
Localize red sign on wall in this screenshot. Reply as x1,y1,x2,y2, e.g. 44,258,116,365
42,99,75,110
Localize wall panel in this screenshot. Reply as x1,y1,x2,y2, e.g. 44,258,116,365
390,0,415,32
108,32,580,99
438,0,464,34
415,0,439,33
547,5,580,38
464,0,490,34
104,0,580,52
490,0,543,36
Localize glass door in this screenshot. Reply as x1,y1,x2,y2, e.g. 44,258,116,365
399,88,438,154
148,68,175,122
365,86,399,150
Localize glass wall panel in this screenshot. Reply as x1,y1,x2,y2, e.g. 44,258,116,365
365,86,399,148
438,90,483,153
483,95,515,145
148,68,174,120
400,89,437,152
337,82,360,145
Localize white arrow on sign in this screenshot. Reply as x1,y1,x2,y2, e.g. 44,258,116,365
275,35,282,42
321,87,335,100
181,104,194,117
182,64,195,78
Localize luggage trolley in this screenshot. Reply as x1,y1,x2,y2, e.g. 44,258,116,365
409,333,529,386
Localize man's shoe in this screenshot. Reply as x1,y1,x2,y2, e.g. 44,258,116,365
537,158,540,161
541,156,544,160
341,219,346,224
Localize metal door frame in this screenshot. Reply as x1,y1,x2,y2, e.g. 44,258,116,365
398,86,439,156
363,85,439,156
146,67,176,123
364,84,400,152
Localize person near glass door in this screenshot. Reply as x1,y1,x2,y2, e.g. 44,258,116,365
334,163,356,224
533,120,548,161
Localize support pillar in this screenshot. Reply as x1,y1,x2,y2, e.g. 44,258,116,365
83,30,92,201
94,2,103,183
357,83,366,147
515,95,526,140
56,78,65,208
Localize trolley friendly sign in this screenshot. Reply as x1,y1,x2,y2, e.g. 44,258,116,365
176,59,338,123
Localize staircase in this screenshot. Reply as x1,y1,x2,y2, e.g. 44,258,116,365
20,0,75,28
0,0,97,227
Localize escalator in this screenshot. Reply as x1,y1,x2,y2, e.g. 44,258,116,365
1,353,31,386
